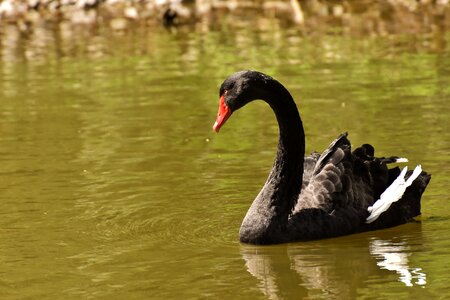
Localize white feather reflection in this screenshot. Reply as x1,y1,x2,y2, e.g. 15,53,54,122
369,239,426,287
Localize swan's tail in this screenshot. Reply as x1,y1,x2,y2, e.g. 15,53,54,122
366,165,424,224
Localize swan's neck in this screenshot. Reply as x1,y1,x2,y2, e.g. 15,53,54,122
239,80,305,244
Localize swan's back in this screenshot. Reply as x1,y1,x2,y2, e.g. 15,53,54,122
295,133,372,212
285,133,431,240
294,133,430,227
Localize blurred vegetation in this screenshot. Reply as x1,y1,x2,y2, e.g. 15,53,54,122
0,0,449,35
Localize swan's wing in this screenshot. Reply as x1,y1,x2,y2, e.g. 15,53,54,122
294,133,374,213
311,132,350,176
292,133,430,233
294,133,352,212
301,151,320,190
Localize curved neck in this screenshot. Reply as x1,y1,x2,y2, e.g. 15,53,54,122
240,79,305,244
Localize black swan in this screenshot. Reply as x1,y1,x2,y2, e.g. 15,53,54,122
212,70,431,245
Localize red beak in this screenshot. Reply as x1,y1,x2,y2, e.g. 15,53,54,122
213,95,232,132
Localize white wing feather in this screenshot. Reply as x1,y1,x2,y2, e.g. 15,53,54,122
366,165,422,224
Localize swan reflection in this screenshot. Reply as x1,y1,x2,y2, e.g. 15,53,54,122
369,239,426,287
242,250,281,300
241,225,426,299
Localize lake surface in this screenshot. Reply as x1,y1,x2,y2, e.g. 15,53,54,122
0,19,449,299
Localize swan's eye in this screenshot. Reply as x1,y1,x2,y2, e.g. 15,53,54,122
223,90,228,96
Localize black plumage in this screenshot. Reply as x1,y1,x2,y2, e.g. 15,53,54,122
213,70,431,245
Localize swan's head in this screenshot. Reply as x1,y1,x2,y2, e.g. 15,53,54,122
213,70,273,132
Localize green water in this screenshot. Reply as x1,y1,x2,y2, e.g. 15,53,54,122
0,20,449,299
